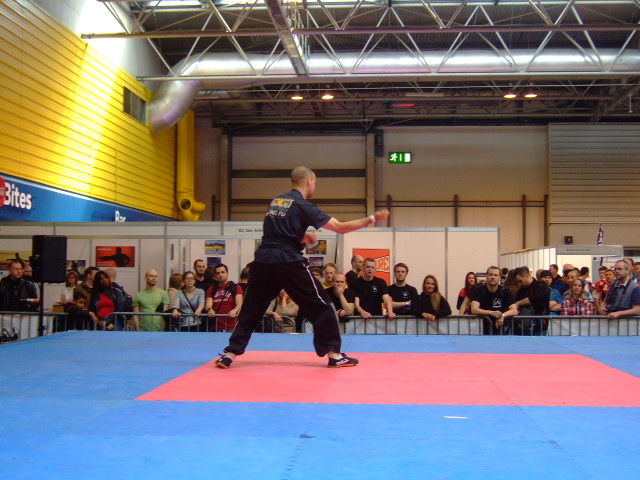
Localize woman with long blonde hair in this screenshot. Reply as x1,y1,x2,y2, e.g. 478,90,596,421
411,274,452,322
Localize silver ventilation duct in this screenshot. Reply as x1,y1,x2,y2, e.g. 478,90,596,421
148,49,640,131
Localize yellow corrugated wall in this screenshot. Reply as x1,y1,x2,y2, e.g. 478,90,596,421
0,0,178,219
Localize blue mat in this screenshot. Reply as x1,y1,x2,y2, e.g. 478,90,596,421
1,332,639,479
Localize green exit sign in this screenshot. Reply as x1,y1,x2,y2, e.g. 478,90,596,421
389,152,412,163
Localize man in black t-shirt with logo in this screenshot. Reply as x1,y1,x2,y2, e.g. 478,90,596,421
351,258,396,320
215,166,390,369
388,262,419,315
470,266,518,335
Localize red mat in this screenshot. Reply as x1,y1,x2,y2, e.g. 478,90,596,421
137,352,640,407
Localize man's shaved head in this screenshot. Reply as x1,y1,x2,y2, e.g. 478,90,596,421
291,166,315,185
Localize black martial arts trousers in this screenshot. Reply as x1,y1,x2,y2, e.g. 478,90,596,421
224,260,342,357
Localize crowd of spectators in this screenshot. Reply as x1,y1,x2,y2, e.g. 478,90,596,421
313,256,640,336
3,255,640,336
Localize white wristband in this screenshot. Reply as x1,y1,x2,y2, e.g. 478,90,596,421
369,215,376,224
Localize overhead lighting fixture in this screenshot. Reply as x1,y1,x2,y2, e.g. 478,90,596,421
321,90,334,100
291,87,304,101
524,90,538,98
503,90,517,99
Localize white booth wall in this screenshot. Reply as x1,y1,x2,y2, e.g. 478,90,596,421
500,245,624,279
340,227,499,302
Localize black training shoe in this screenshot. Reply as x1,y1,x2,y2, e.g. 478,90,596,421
328,353,359,368
215,354,233,369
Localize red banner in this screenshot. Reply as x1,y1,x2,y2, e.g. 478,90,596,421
96,246,135,268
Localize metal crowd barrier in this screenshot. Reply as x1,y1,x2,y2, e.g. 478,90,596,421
301,315,483,335
102,312,299,334
299,314,640,336
2,311,640,341
547,315,640,336
0,311,63,341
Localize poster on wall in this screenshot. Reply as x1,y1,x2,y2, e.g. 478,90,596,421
96,246,135,267
308,256,324,268
66,260,87,275
205,240,226,256
353,248,391,284
0,250,31,271
305,240,327,255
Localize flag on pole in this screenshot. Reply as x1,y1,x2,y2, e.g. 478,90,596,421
596,224,604,245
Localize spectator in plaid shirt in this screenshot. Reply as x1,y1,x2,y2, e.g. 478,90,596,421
561,278,595,316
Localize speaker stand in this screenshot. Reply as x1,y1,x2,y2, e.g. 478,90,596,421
37,281,45,337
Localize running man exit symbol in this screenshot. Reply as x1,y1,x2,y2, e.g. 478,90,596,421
389,152,412,163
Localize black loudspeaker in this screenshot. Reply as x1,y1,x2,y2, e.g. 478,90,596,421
564,235,574,245
31,235,67,283
374,130,384,157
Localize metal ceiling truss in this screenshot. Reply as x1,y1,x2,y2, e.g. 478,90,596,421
93,0,640,132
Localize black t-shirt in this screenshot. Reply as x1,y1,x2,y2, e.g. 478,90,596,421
255,189,331,264
0,277,38,311
516,279,550,315
237,282,249,295
325,287,356,312
350,277,389,315
195,278,212,292
388,283,419,314
411,292,452,319
345,270,359,286
469,284,515,313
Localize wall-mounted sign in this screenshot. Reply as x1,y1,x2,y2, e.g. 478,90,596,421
389,152,412,163
0,173,171,222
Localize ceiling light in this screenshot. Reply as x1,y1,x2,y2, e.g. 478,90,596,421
291,90,304,101
524,90,538,98
503,90,517,99
321,90,334,100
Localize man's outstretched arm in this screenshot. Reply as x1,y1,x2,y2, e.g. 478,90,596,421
321,209,390,235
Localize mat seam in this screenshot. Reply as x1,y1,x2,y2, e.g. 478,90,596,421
515,405,597,480
279,403,320,480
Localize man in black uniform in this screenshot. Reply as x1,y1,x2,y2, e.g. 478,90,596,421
215,166,390,369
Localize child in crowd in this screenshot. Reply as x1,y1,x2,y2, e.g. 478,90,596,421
59,291,92,332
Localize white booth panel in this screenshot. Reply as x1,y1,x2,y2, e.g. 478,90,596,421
340,229,395,275
394,229,446,292
446,228,499,304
